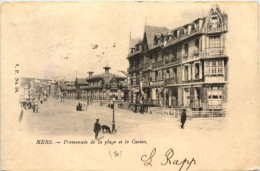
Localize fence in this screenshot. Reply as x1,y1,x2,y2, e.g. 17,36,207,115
148,106,226,118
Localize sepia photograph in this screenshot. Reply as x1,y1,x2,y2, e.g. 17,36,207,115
1,1,259,170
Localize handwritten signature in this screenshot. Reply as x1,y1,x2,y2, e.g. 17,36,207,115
141,148,196,171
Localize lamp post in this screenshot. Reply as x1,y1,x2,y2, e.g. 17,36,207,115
112,96,116,133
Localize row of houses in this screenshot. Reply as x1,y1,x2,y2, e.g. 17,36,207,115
127,5,228,112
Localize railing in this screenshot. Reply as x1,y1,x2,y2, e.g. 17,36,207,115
203,47,225,57
142,63,152,69
142,80,150,88
192,99,201,108
182,51,201,62
153,60,164,67
165,58,182,65
207,99,223,109
188,110,226,118
164,78,179,86
208,23,223,33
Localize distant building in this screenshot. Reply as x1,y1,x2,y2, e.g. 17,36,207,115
85,67,128,101
127,5,228,112
60,81,76,99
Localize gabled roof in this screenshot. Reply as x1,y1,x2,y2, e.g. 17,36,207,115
86,73,125,85
75,78,89,85
144,25,169,49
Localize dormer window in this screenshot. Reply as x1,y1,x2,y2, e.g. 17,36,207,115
194,22,199,31
161,36,164,43
154,38,158,46
184,28,188,36
173,30,178,39
135,45,139,51
131,48,135,54
209,15,221,32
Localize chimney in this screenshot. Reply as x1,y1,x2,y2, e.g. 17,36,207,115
88,71,94,77
103,66,111,74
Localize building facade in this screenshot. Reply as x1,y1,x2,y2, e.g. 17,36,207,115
59,67,128,102
85,67,128,102
127,5,228,112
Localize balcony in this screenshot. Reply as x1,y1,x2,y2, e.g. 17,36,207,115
203,47,225,58
207,23,223,33
165,58,182,66
150,80,164,87
141,63,152,70
153,60,164,67
142,80,150,88
182,51,201,62
164,78,179,86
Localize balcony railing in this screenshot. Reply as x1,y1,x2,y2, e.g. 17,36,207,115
153,60,164,67
164,78,179,86
203,47,225,58
142,63,152,70
165,58,182,65
208,23,223,33
142,80,150,88
181,48,225,61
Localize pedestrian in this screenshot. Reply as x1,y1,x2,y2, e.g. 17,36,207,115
35,104,39,113
32,102,35,113
180,109,187,129
93,119,101,140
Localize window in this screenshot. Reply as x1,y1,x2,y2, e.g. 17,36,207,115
154,38,158,46
195,39,199,50
207,87,223,100
194,22,199,31
209,36,221,48
155,71,158,81
162,70,164,80
211,16,218,24
173,68,177,79
205,60,224,76
155,51,158,62
136,45,139,51
184,43,189,54
184,28,188,35
172,47,177,60
184,66,188,81
195,63,200,80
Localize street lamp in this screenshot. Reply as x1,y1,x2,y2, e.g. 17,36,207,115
111,95,116,133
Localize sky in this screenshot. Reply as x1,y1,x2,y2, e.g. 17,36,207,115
1,2,221,80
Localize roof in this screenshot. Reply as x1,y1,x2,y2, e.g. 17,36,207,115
75,78,89,85
60,85,76,91
144,25,169,49
86,73,125,85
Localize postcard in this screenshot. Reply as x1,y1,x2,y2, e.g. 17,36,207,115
1,1,259,170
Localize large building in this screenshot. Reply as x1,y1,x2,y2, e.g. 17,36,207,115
85,67,128,102
59,67,128,103
127,5,228,112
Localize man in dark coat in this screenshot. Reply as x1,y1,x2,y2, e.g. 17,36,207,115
181,109,187,129
94,119,101,140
